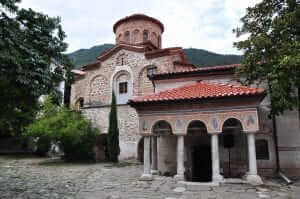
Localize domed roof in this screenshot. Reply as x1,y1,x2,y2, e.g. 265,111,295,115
113,14,164,33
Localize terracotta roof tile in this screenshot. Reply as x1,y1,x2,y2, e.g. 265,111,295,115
129,81,265,104
153,64,240,76
113,14,164,33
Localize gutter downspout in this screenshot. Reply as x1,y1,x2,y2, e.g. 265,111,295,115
271,111,293,184
268,81,293,185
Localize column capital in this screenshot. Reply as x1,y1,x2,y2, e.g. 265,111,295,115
243,131,259,134
174,133,186,136
208,131,222,135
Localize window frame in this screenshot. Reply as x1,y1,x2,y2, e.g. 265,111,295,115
124,31,130,43
147,66,157,76
119,82,128,94
256,139,270,160
143,30,149,42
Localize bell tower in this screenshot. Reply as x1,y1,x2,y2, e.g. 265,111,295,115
113,14,164,49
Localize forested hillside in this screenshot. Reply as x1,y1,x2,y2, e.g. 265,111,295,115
67,44,242,68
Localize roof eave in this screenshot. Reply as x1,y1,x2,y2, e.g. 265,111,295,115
128,92,266,107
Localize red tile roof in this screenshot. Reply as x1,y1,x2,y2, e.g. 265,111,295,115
145,47,185,59
129,81,265,104
156,64,240,76
113,14,164,33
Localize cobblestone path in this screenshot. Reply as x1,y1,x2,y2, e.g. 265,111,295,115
1,156,300,199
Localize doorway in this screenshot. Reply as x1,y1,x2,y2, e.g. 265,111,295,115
192,146,212,182
185,120,212,182
220,118,248,178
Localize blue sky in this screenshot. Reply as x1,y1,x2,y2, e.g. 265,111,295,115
20,0,261,54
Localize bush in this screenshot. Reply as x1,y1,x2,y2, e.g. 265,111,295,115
25,97,99,161
35,136,52,156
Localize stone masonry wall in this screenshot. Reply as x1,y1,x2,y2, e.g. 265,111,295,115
115,19,163,48
71,49,182,159
82,105,141,159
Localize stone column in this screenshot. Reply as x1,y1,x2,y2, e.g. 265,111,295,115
140,136,152,181
174,135,185,181
151,136,158,175
211,132,224,183
245,132,263,185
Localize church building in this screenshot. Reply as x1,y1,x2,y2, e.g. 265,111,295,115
71,14,300,185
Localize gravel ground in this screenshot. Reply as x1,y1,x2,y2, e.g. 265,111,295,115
0,155,299,199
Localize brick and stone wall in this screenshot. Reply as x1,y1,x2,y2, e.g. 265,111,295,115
115,19,163,48
71,48,182,160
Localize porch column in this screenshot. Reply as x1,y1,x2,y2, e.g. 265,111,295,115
211,132,224,183
151,136,158,174
245,132,263,185
174,135,185,181
140,136,153,181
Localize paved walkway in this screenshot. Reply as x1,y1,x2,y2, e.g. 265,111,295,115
0,156,299,199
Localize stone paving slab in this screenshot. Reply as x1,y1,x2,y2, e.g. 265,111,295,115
0,156,299,199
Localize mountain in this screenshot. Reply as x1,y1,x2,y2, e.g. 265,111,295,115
183,48,242,67
67,44,242,68
67,44,114,68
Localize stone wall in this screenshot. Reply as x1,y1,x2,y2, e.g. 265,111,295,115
276,109,300,176
82,105,141,159
71,49,182,160
71,49,182,106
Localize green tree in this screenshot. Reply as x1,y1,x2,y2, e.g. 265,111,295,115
234,0,300,115
26,97,99,161
0,0,73,136
107,91,120,162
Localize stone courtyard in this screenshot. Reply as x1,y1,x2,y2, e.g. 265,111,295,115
1,156,300,199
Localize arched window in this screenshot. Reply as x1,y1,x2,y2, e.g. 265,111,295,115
116,33,122,43
152,120,172,136
143,30,149,42
79,98,84,108
124,31,130,43
146,65,157,76
151,32,157,45
132,29,139,44
113,71,132,104
75,97,84,110
256,139,269,160
158,35,161,48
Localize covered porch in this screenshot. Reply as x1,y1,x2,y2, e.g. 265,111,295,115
129,81,266,185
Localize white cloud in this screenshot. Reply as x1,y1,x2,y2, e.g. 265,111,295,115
19,0,262,54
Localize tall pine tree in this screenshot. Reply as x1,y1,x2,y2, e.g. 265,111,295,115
107,91,120,162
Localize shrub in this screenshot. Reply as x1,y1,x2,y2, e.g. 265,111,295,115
25,97,99,161
107,91,120,162
35,136,52,156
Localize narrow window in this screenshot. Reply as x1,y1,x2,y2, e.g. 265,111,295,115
78,98,84,108
124,31,130,43
256,139,269,160
158,35,161,48
143,30,149,42
147,66,157,76
119,82,128,94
